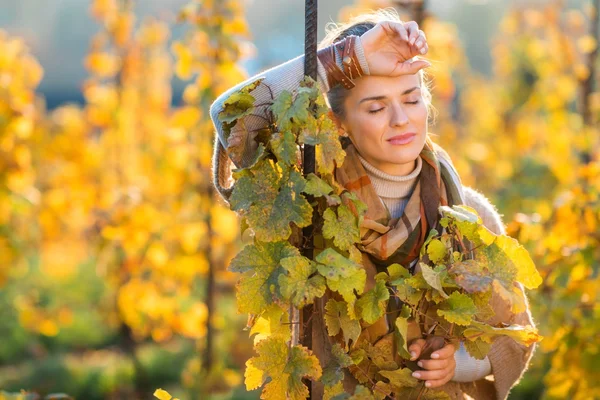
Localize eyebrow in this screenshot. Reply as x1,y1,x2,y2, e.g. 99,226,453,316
358,86,420,104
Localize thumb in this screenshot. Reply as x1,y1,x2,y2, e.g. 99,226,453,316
392,59,432,76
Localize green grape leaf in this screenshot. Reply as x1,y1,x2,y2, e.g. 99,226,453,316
394,306,412,360
229,240,299,314
436,291,477,326
420,229,440,257
439,205,495,246
372,382,393,400
245,337,322,399
405,272,429,290
321,343,354,387
303,173,334,197
463,338,491,360
324,382,345,400
421,390,452,400
463,321,542,346
471,290,496,322
342,191,369,219
249,304,291,345
331,385,376,400
356,280,390,324
218,78,263,124
324,299,361,349
323,205,360,251
271,89,310,132
271,130,298,166
316,249,366,316
476,242,527,313
378,368,419,389
279,256,327,308
419,263,449,299
387,263,411,281
300,116,346,175
426,238,447,264
230,159,313,242
390,275,422,306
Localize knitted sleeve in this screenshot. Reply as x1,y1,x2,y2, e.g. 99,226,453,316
209,40,369,168
462,186,538,400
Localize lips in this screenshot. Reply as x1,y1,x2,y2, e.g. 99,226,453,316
387,133,417,145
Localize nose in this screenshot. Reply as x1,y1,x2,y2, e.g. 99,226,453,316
390,103,409,127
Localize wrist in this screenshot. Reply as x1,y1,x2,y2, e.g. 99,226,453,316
354,36,370,75
317,35,367,91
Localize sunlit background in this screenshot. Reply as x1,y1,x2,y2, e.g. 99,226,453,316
0,0,598,399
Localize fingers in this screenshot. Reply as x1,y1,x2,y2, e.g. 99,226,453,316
417,358,449,371
408,338,426,360
392,59,431,76
414,30,428,55
381,21,409,42
431,343,456,360
412,364,454,381
405,21,420,45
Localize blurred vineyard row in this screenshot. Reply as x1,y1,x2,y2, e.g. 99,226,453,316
0,0,599,399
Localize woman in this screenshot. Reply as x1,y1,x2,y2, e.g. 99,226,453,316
210,9,536,400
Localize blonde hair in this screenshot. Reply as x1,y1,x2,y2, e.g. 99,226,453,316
318,8,434,121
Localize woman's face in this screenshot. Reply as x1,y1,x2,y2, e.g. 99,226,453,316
339,73,428,176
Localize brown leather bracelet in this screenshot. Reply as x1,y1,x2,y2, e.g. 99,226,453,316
317,39,355,90
340,36,364,80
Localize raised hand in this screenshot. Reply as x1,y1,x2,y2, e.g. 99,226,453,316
360,20,430,77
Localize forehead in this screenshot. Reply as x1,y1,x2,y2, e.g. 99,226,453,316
349,74,421,100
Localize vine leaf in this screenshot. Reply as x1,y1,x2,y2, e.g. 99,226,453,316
323,205,360,251
324,299,361,349
378,368,419,390
463,321,542,346
218,78,264,139
316,248,366,318
279,256,327,308
228,240,299,314
249,304,291,345
244,337,322,399
300,116,345,175
394,304,413,360
271,89,310,132
321,343,354,387
463,338,491,360
426,238,447,264
436,291,477,326
439,205,495,246
331,385,376,400
451,259,493,293
303,173,334,197
229,159,313,242
493,235,542,289
271,129,298,166
419,263,449,299
356,280,390,324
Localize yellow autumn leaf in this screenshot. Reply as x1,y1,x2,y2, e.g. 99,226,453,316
85,52,121,78
577,35,597,54
153,389,172,400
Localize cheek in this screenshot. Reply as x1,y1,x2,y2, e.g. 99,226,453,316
350,114,384,140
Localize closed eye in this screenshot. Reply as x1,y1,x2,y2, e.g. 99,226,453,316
368,108,385,114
